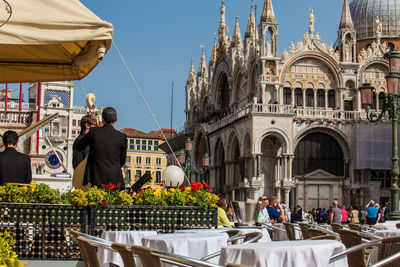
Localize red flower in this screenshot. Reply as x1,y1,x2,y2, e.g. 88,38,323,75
197,183,203,189
101,184,106,188
111,184,116,191
203,183,212,190
102,200,107,206
179,184,185,192
117,182,121,187
106,184,111,190
192,186,198,192
191,182,196,187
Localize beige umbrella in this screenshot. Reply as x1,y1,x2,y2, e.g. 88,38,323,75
0,0,113,83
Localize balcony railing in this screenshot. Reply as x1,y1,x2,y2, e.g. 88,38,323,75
205,104,367,132
0,102,36,110
0,111,30,124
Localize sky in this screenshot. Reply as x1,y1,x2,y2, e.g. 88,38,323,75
20,0,347,132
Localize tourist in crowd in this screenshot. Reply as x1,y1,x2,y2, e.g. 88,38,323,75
258,196,271,223
320,208,329,223
375,203,383,223
330,201,342,224
365,200,378,225
267,196,285,222
226,202,234,222
383,202,391,221
217,195,235,227
358,206,366,224
286,207,292,223
340,205,348,224
306,211,314,223
348,206,359,224
291,205,303,222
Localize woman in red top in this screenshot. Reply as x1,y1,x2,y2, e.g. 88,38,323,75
340,205,348,224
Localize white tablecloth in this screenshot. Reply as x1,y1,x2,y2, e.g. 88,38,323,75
219,240,348,267
97,230,158,267
374,220,400,230
374,229,400,238
142,232,228,265
175,227,272,243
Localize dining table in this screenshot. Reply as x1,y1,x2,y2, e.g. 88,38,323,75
97,230,158,267
142,232,228,265
219,239,348,267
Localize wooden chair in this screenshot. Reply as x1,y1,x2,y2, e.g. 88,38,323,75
311,234,340,241
130,245,162,267
331,223,344,233
225,229,243,244
283,222,297,240
396,223,400,229
298,222,312,239
243,232,263,243
111,243,137,267
349,223,362,231
69,229,90,267
337,229,367,267
377,236,400,267
76,236,101,267
308,228,327,238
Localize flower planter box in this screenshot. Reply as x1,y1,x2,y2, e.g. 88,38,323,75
0,203,217,260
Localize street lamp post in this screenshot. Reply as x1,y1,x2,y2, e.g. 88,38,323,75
177,138,210,183
359,50,400,220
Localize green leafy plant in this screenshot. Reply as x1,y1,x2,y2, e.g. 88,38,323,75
0,231,26,267
30,183,61,204
86,186,107,205
0,185,33,203
114,191,134,206
135,187,167,206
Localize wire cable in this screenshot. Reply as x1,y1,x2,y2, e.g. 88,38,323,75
111,39,190,184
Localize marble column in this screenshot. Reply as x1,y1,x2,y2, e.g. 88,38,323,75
291,89,295,105
313,90,317,108
302,89,306,108
325,90,328,109
284,188,290,206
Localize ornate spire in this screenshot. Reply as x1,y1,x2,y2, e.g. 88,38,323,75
339,0,354,30
210,34,217,63
261,0,276,23
233,16,243,47
186,58,196,85
245,2,257,39
218,1,228,39
198,47,208,77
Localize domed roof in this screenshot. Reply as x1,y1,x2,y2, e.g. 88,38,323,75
350,0,400,40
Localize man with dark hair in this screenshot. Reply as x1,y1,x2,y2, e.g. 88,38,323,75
72,115,96,169
0,130,32,185
76,107,127,188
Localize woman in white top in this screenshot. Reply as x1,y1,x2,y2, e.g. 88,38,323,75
258,196,271,223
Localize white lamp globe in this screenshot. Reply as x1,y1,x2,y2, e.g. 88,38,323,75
162,165,185,187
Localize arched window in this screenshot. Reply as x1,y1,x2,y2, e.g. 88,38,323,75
295,88,303,106
293,132,344,176
378,92,385,110
306,89,314,107
328,90,335,108
283,88,291,105
317,89,325,107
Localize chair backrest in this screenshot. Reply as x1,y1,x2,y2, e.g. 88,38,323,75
225,229,243,244
337,229,367,267
311,234,340,241
69,229,90,267
331,223,344,233
377,236,400,267
308,228,327,238
283,222,296,240
76,236,101,267
112,243,137,267
243,232,263,243
349,223,361,231
298,222,312,239
130,245,162,267
396,223,400,229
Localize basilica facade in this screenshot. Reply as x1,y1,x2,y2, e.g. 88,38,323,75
184,0,400,210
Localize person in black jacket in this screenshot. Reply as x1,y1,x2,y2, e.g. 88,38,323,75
0,130,32,185
72,115,96,169
75,107,127,188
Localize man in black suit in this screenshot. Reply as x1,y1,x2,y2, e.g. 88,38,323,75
72,115,96,169
0,130,32,185
76,107,127,188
